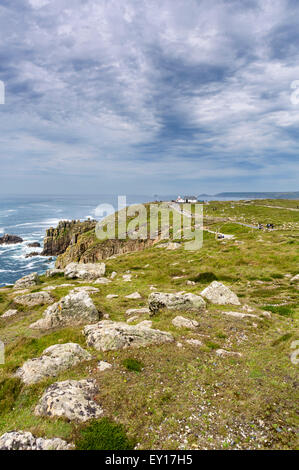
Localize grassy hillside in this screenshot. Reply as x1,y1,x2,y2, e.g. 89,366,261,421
0,200,298,450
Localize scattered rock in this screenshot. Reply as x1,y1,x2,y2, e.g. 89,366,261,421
14,292,54,307
127,316,139,323
45,268,64,278
150,286,157,291
157,242,181,250
172,316,199,329
122,274,132,282
15,343,92,385
125,292,142,300
221,311,259,319
290,274,299,282
97,361,112,371
30,292,100,330
93,278,111,284
200,281,241,305
148,292,206,315
2,309,18,318
64,262,106,280
84,320,174,351
176,342,183,348
70,286,99,294
187,280,196,285
0,431,73,450
186,339,203,347
110,271,117,279
106,294,118,299
126,307,150,316
216,349,242,358
0,234,23,245
34,379,103,422
137,320,152,328
14,272,40,289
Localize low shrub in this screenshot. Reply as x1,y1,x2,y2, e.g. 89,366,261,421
75,418,135,450
0,377,22,414
122,358,144,372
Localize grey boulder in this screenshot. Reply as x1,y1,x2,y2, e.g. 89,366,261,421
84,320,174,351
30,291,100,330
14,273,40,289
64,262,106,280
0,431,73,450
148,292,206,315
34,379,103,422
15,343,92,385
200,281,241,306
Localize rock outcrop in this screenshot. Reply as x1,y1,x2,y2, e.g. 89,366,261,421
14,291,54,307
0,234,23,245
30,291,100,330
45,268,64,277
2,309,18,318
0,431,73,450
172,316,199,329
14,273,40,290
15,343,92,384
126,307,150,316
148,292,206,315
42,219,97,256
25,252,40,258
200,281,241,305
84,320,174,351
64,262,106,280
27,242,41,248
34,379,103,422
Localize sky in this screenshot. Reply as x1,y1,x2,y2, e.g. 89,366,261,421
0,0,299,195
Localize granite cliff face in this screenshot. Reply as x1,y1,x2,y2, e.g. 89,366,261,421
41,219,156,268
41,220,97,256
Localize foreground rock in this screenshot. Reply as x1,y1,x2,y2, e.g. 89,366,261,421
200,281,241,305
30,291,100,330
0,431,73,450
84,320,174,351
291,274,299,282
126,307,150,316
45,268,64,277
14,291,54,307
222,311,259,320
64,262,106,280
172,316,199,329
15,343,92,384
148,292,206,315
14,272,40,289
125,292,141,299
216,349,242,358
2,309,18,318
34,379,103,422
0,234,23,245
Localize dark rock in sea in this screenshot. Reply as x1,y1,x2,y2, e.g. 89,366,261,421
0,234,23,245
27,242,41,248
25,252,40,259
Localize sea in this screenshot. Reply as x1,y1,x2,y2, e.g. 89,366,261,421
0,194,156,287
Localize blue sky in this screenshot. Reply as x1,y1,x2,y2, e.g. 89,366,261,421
0,0,299,195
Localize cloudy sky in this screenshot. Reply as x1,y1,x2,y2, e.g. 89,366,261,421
0,0,299,195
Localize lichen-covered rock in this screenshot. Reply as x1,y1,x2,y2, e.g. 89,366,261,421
0,431,73,450
70,286,99,294
2,309,18,318
200,281,241,305
45,268,64,277
14,272,40,289
15,343,92,385
125,292,141,299
14,292,54,307
216,349,242,358
34,379,103,422
64,262,106,280
97,361,112,371
126,307,150,316
84,320,174,351
29,291,100,330
172,316,199,329
148,292,206,315
222,311,259,319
